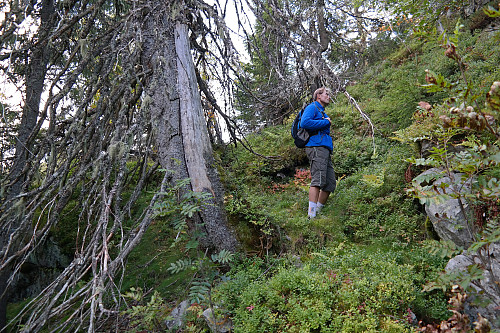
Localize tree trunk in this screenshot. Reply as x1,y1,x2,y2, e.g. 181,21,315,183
175,22,239,251
317,0,329,53
0,0,55,329
140,7,238,252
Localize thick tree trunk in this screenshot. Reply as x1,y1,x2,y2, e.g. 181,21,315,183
317,0,329,53
176,22,214,193
0,0,55,329
175,22,238,252
140,7,238,252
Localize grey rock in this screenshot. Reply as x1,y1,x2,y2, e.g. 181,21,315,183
10,237,71,302
165,300,190,330
418,168,500,330
445,244,500,332
420,140,466,159
202,307,233,333
420,168,475,248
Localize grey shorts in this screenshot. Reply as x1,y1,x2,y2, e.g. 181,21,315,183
305,146,336,193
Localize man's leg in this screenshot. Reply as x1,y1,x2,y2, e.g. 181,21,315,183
309,186,320,202
318,156,335,209
306,147,331,218
309,189,330,216
308,186,320,218
318,190,330,205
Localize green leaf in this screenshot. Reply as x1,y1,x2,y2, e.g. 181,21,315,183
189,281,211,303
185,239,199,250
488,152,500,163
426,240,462,259
413,170,442,184
484,5,500,18
167,258,193,274
211,249,234,264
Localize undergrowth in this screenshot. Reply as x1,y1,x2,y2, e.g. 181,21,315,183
16,9,497,333
213,88,449,332
206,17,500,333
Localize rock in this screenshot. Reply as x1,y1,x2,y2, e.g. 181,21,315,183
420,168,475,248
291,255,303,268
445,244,500,332
418,101,432,111
407,308,418,326
165,300,190,330
10,237,71,302
464,0,492,16
418,168,500,330
202,307,233,333
420,140,466,159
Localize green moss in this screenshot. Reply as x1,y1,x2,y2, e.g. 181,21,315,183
121,217,193,298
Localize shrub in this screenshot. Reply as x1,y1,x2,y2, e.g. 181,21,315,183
214,246,449,332
331,143,426,242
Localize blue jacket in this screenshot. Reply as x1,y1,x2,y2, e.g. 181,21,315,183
300,101,333,152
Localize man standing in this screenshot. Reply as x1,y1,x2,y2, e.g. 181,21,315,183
300,87,336,218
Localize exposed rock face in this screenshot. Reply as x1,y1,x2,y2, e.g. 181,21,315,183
420,140,466,159
463,0,495,16
420,168,475,248
418,168,500,331
445,245,500,329
165,300,190,330
203,307,233,333
10,238,70,302
165,301,234,333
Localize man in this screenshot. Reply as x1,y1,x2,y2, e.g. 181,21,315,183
300,87,336,218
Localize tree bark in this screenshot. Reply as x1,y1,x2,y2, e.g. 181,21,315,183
140,7,238,252
0,0,55,329
317,0,329,53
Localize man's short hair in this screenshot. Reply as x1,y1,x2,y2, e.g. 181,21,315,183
313,87,330,101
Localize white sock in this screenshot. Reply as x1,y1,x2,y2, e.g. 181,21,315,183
317,202,324,213
308,201,317,218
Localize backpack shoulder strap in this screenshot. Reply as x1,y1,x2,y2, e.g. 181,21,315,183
313,102,326,118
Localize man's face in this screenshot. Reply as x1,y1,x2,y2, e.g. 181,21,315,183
317,91,330,106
